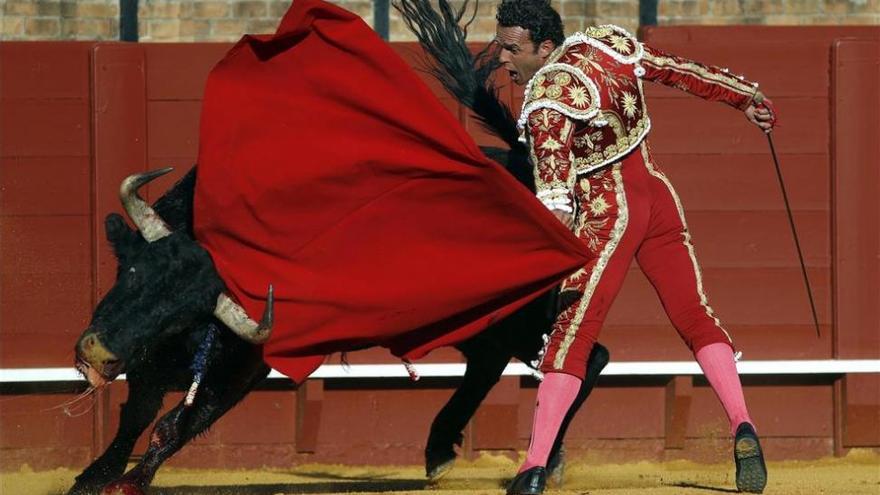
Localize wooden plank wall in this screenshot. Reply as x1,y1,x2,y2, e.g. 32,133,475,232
1,26,878,470
829,37,880,449
0,42,97,469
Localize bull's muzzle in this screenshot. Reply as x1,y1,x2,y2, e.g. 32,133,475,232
75,332,123,387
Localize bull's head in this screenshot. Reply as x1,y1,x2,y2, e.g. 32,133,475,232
75,169,274,387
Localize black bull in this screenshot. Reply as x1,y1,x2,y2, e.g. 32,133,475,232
69,161,607,495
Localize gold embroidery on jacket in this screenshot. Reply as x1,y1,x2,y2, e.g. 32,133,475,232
554,163,629,369
620,91,639,118
521,64,601,126
531,111,576,196
526,28,652,174
574,115,649,172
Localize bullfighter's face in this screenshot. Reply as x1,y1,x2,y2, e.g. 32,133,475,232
495,25,555,85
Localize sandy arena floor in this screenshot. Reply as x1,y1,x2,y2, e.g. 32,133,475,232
3,450,878,495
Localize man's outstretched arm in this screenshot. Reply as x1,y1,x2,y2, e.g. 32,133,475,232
640,44,776,132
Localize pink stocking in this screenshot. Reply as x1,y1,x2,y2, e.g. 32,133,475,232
695,343,754,435
519,372,582,473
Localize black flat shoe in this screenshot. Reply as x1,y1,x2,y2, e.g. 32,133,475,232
734,422,768,493
507,466,546,495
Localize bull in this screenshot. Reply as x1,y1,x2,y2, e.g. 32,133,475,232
68,1,609,494
70,164,606,495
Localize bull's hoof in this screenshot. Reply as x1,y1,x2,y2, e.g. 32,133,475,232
68,465,124,495
100,482,145,495
68,478,113,495
425,458,455,483
426,455,456,482
67,484,103,495
546,445,565,488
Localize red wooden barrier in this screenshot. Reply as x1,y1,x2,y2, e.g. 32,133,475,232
1,25,878,470
830,38,880,449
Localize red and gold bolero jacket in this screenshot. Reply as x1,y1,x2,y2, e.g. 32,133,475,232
521,25,764,213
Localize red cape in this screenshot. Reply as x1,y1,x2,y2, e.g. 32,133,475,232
193,0,589,383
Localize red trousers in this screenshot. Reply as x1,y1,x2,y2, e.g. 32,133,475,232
541,141,734,379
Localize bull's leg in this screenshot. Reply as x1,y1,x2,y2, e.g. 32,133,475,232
101,355,270,495
545,342,610,487
68,376,168,495
425,344,511,481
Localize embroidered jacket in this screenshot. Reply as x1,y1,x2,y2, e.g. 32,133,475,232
521,25,763,213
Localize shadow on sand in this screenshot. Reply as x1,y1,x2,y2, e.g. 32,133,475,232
665,481,739,493
154,474,428,494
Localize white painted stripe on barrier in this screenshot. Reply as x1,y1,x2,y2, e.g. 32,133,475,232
1,360,879,383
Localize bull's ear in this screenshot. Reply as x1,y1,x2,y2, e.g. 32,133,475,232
105,213,139,260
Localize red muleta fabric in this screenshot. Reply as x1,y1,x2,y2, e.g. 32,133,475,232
193,0,589,383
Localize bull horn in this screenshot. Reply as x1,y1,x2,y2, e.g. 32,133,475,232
214,284,274,344
120,168,174,242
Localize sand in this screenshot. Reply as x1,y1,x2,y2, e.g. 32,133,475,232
2,449,878,495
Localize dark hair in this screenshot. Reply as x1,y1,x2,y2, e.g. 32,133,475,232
496,0,565,48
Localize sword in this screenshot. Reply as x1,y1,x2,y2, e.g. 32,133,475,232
767,133,821,338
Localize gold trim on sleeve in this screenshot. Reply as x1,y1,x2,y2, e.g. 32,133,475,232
640,50,758,98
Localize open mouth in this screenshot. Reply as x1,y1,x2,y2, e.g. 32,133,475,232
75,357,121,388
